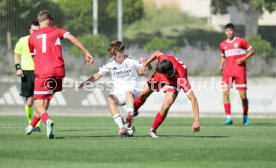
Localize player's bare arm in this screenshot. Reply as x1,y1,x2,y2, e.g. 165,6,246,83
186,91,200,132
219,56,226,71
138,57,152,74
236,48,255,65
65,33,94,64
77,72,102,88
140,51,163,75
14,53,24,77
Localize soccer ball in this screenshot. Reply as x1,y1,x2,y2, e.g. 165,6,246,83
127,126,135,137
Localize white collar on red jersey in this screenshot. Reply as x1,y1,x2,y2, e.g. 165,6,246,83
226,37,236,43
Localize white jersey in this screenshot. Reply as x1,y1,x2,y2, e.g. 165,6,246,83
98,56,142,91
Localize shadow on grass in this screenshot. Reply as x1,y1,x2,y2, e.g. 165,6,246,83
55,134,229,139
159,135,229,138
58,129,105,132
250,123,276,126
55,135,120,139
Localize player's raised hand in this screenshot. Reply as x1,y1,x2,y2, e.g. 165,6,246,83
85,52,93,64
192,121,200,132
139,64,147,75
139,57,146,64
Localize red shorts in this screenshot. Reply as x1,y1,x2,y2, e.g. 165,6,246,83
147,72,192,94
222,75,247,90
34,76,63,99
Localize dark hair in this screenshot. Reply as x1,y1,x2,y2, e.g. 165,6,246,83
155,59,174,74
224,23,235,30
107,40,125,54
28,21,39,29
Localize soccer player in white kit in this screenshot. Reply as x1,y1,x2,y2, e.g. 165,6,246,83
78,41,145,136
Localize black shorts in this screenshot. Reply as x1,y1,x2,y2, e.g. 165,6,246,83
20,70,35,97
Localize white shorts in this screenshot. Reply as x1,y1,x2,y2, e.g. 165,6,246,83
109,88,140,106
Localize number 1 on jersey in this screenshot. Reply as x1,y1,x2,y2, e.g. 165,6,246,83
37,34,47,53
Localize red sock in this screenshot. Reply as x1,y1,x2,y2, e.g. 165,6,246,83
151,112,165,130
134,97,145,112
30,116,40,127
41,112,49,124
242,105,248,115
224,103,231,116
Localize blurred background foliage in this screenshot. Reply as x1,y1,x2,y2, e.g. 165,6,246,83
0,0,275,76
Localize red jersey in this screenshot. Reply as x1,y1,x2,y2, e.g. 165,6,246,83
220,37,252,77
148,54,191,93
28,27,69,78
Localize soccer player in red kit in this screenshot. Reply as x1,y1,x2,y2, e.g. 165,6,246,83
26,10,93,139
127,51,200,138
219,23,254,125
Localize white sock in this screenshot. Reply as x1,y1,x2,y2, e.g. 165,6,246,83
113,114,124,128
127,105,134,115
226,115,232,119
28,125,34,129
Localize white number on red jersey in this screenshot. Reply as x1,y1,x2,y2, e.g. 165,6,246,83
37,34,47,53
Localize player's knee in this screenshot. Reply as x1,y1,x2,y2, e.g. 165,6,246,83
161,105,171,113
240,93,247,99
223,90,229,97
162,101,174,111
125,90,134,97
26,101,33,107
34,104,44,113
108,95,115,102
240,95,247,100
189,95,198,104
108,95,118,104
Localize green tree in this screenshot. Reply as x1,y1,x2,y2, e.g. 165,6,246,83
56,0,92,36
143,37,179,52
57,0,144,37
0,0,63,42
70,34,109,57
106,0,144,25
247,35,274,61
211,0,276,38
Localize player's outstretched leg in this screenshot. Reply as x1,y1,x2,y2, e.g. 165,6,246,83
148,112,165,138
46,119,54,139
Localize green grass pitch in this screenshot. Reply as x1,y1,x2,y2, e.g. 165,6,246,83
0,116,275,168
